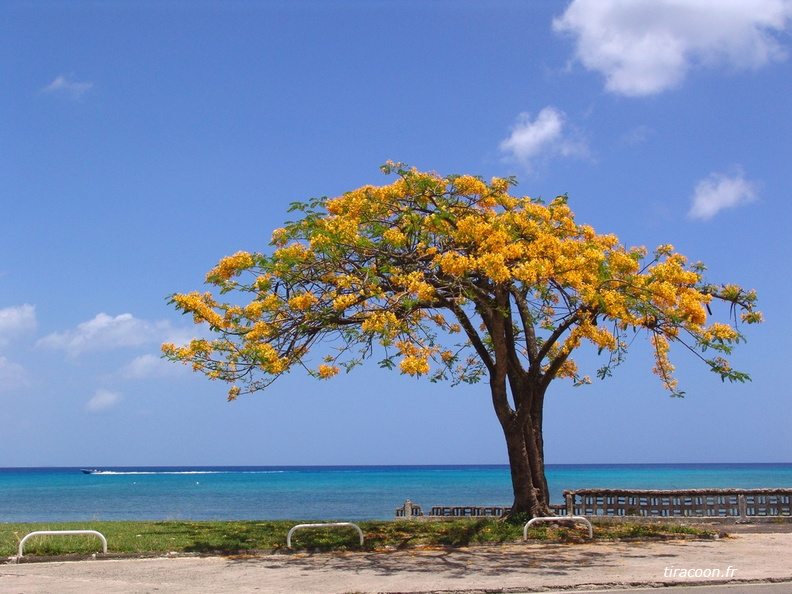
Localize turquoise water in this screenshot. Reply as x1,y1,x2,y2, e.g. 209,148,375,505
1,464,791,522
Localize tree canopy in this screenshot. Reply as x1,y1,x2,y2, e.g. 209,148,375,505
164,163,760,400
163,163,761,516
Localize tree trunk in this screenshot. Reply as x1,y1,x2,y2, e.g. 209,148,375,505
500,414,553,518
483,291,553,520
525,395,550,508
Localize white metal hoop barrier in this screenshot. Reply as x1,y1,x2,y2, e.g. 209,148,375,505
18,530,108,558
523,516,594,540
286,522,364,548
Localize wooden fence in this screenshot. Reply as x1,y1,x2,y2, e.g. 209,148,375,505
560,488,792,519
396,489,792,520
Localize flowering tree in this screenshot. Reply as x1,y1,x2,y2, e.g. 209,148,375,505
163,163,761,517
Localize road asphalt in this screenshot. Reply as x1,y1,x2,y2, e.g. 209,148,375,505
2,529,792,593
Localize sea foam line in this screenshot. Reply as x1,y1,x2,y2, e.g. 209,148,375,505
84,470,286,475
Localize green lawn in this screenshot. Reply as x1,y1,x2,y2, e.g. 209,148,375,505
2,519,711,557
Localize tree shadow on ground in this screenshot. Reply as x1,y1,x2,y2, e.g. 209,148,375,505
225,540,685,580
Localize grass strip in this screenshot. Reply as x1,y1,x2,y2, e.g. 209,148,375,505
1,519,711,557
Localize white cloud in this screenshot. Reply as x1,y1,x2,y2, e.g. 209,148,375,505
499,106,589,172
43,75,94,99
0,356,30,392
117,353,186,380
554,0,792,96
688,170,759,220
621,125,654,145
86,389,122,412
37,313,177,357
0,304,36,346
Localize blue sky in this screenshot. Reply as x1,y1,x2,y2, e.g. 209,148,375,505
2,0,790,467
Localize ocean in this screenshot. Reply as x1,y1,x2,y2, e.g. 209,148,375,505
2,464,791,523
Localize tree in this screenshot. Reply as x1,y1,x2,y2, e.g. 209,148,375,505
163,163,761,518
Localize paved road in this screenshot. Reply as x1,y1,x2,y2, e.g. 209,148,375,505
576,587,792,593
2,533,792,593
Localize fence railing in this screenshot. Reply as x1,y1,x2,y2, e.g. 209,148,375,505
395,501,564,518
396,489,792,520
559,489,792,518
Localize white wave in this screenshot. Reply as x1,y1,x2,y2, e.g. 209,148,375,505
84,470,286,475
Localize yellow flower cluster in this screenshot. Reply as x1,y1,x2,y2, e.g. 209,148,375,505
250,342,289,375
476,252,511,282
453,175,488,197
436,252,471,277
246,321,273,341
392,271,436,301
172,292,223,328
703,323,740,342
271,228,289,246
318,215,362,242
361,310,401,338
676,289,708,325
332,293,359,311
571,322,618,352
394,339,437,376
288,292,318,311
207,251,254,281
650,334,678,392
382,227,408,247
273,243,313,262
399,356,431,375
317,364,340,379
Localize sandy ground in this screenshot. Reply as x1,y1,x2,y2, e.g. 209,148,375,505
2,531,792,593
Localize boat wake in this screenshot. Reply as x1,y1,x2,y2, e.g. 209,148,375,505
80,469,285,475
